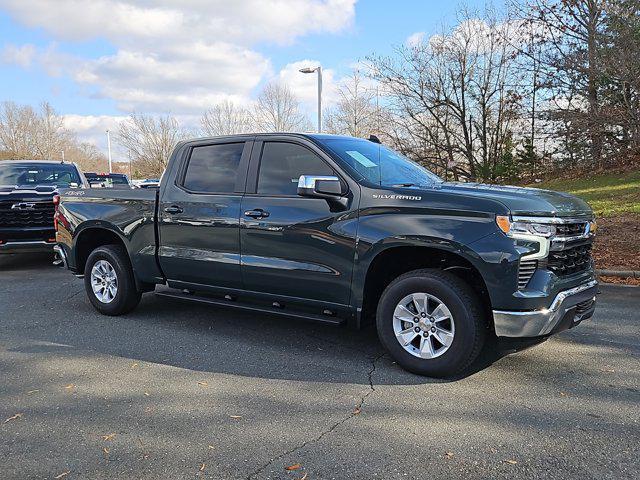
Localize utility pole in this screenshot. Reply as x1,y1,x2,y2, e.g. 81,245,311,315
106,129,113,173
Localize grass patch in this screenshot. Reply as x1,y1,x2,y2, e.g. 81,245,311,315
534,170,640,217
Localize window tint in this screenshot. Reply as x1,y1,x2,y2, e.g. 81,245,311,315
183,143,244,193
257,142,333,195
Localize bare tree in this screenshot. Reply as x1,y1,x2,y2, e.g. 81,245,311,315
253,82,310,132
369,9,522,181
0,101,71,160
201,100,252,136
116,114,187,177
324,71,379,137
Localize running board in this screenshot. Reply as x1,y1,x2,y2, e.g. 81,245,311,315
154,287,346,326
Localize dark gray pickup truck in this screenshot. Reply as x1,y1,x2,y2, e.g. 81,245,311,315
55,134,598,377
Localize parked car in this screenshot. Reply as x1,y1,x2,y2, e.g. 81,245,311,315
54,134,597,377
135,178,160,189
85,172,132,189
0,160,86,254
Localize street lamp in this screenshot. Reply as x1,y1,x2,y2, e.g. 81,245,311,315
299,66,322,133
106,129,113,173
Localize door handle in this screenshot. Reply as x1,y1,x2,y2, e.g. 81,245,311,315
244,209,270,219
164,205,184,214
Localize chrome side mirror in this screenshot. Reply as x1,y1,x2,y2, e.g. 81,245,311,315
297,175,343,198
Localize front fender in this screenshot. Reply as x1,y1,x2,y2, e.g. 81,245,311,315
351,207,500,309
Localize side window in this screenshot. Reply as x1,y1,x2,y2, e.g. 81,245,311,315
183,142,244,193
257,142,334,196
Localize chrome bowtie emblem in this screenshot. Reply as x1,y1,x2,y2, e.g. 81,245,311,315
11,202,36,210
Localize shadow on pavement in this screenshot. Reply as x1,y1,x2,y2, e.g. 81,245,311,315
2,253,632,387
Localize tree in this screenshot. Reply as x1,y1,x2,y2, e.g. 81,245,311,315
0,100,107,170
253,82,310,132
116,114,188,177
368,9,523,181
201,100,252,136
324,71,379,137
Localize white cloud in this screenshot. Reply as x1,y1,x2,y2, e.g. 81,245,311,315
1,43,36,67
406,32,425,47
0,0,356,114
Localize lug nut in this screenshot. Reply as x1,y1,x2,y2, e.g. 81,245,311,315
414,327,420,333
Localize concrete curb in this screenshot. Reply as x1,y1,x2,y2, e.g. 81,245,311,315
596,269,640,279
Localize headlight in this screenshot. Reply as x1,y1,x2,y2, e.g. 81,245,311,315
495,216,556,238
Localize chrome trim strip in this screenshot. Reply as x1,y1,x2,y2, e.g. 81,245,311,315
493,280,598,337
0,240,51,246
511,215,593,224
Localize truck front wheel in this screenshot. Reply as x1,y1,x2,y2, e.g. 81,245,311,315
84,245,141,315
376,269,486,377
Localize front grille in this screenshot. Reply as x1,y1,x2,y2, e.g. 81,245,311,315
556,222,588,237
518,259,538,289
547,244,592,276
0,201,55,228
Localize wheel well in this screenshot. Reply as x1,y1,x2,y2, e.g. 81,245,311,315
361,246,492,325
75,228,126,274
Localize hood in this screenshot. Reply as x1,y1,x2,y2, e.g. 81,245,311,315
434,182,593,218
0,184,58,201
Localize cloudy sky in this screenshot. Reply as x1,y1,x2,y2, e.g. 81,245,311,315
0,0,487,155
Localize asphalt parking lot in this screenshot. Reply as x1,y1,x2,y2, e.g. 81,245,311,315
1,253,639,479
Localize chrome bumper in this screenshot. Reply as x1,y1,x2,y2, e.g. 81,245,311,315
493,280,598,337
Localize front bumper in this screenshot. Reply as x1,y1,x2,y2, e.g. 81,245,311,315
493,279,598,337
0,240,56,254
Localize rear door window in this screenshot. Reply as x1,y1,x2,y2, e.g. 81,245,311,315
183,143,245,193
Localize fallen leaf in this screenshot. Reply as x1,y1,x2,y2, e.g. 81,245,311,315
4,413,23,423
353,406,361,415
560,392,567,397
26,389,40,395
200,463,206,472
600,368,615,373
64,384,75,390
103,447,110,454
444,452,454,459
54,471,70,479
285,464,302,471
298,474,308,480
144,392,150,397
101,433,116,441
197,381,208,386
208,445,215,450
130,362,139,368
229,415,242,419
504,459,518,465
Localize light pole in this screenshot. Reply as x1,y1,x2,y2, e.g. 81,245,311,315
106,129,113,173
299,66,322,133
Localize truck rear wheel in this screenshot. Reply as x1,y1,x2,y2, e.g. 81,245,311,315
84,245,141,315
376,269,485,378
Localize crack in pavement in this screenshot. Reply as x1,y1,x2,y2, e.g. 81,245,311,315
246,352,386,480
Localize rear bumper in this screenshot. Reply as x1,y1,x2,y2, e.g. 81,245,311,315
0,240,55,254
493,279,598,337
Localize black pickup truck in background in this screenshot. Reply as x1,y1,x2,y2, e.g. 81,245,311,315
54,134,598,377
0,160,86,254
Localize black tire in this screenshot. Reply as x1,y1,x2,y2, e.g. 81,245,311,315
84,244,141,315
376,269,486,378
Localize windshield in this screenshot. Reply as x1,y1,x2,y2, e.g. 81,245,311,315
0,163,81,187
86,174,129,187
319,138,442,187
